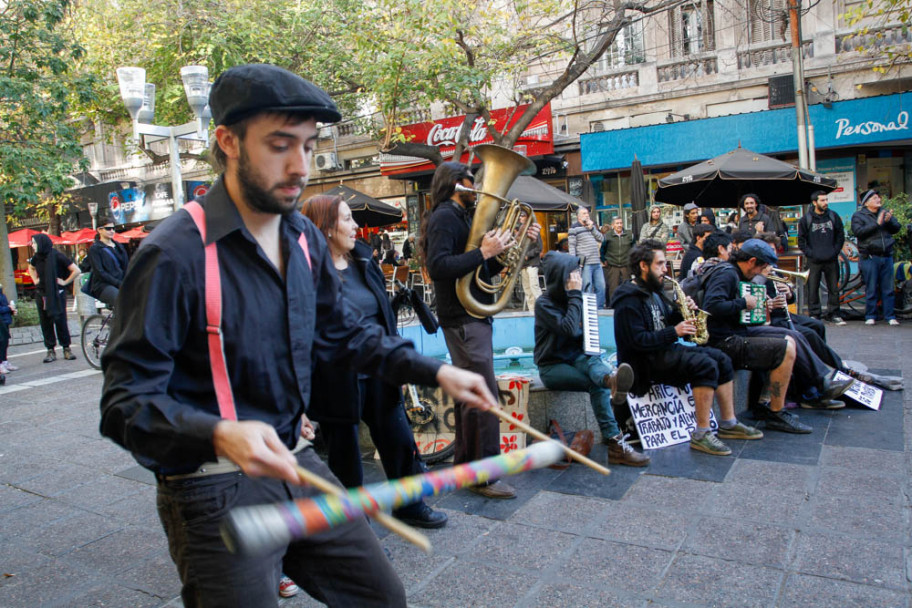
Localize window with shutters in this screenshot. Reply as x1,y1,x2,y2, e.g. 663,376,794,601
747,0,788,44
669,1,715,57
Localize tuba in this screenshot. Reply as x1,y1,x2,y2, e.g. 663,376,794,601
455,144,536,318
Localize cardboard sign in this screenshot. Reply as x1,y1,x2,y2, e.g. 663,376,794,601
628,384,717,450
834,371,883,410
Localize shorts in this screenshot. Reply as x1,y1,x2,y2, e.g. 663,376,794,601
646,344,734,390
713,335,787,371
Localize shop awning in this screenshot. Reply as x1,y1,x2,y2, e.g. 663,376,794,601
506,176,584,211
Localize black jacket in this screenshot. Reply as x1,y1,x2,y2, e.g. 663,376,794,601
679,244,703,278
522,233,543,268
310,241,401,424
534,252,585,367
702,261,749,342
798,209,845,263
425,200,502,326
99,178,441,474
851,207,901,257
87,239,129,298
611,279,682,396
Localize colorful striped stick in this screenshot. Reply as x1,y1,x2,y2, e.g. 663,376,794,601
221,441,564,556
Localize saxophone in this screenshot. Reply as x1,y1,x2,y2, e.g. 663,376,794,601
664,276,710,345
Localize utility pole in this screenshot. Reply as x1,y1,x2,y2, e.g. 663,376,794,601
789,0,810,170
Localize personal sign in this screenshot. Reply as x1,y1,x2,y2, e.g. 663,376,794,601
833,371,883,410
628,384,717,450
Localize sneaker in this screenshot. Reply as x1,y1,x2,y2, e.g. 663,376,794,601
801,398,846,410
3,361,18,371
469,480,516,499
690,432,732,456
717,422,764,440
393,502,448,529
757,403,813,434
888,319,900,326
43,349,56,363
831,316,847,326
865,319,875,326
820,370,854,401
607,433,650,467
604,363,634,406
62,347,76,361
278,575,299,598
0,362,9,375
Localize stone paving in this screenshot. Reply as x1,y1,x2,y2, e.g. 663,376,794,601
0,321,909,607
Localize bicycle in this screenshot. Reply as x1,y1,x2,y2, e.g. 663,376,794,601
81,307,114,370
390,279,454,463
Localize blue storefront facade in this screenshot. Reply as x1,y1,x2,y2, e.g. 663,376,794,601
580,92,912,228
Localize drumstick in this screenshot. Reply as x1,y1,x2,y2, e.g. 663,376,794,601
484,407,611,476
294,465,432,554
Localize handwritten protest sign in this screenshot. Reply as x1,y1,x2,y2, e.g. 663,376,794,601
833,371,882,410
628,384,717,450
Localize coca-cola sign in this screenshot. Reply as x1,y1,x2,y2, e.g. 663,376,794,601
381,103,554,176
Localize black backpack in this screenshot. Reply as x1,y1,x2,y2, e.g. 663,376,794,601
680,262,727,308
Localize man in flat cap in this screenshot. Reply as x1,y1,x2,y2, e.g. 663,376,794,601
100,63,497,608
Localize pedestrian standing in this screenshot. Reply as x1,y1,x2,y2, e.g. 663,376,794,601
86,218,129,308
798,191,845,325
676,202,700,247
600,216,633,305
99,64,497,608
568,206,606,307
851,189,902,326
519,210,543,311
638,205,670,243
0,282,16,376
28,234,79,363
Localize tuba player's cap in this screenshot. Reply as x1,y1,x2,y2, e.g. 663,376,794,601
209,64,342,126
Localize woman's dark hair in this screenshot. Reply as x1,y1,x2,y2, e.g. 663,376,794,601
738,193,761,208
628,239,665,277
301,195,344,238
418,162,473,260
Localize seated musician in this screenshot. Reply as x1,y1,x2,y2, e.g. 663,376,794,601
533,251,649,467
702,239,853,433
753,233,847,395
612,240,763,456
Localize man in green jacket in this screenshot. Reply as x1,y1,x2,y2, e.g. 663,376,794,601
601,216,634,306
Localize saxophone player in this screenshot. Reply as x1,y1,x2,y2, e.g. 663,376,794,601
612,239,763,456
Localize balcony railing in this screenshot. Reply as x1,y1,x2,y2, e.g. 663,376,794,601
837,23,912,54
578,69,639,95
737,41,814,70
657,55,718,82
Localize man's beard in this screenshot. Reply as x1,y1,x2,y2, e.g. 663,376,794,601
237,146,304,216
645,269,664,292
815,203,828,213
456,190,476,211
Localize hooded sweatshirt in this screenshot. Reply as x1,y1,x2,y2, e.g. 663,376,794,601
533,252,586,367
611,279,682,396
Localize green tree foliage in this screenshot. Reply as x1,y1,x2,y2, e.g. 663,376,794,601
842,0,912,71
71,0,358,128
1,0,95,295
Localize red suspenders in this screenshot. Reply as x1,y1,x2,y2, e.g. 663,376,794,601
183,201,311,420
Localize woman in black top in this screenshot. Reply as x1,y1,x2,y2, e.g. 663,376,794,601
28,234,80,362
302,195,447,529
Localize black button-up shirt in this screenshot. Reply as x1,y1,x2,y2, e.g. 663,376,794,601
100,178,441,474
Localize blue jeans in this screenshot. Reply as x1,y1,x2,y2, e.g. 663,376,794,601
580,263,606,308
538,354,619,439
859,255,895,321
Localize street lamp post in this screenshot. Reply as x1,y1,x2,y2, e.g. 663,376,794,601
116,66,211,210
87,202,98,230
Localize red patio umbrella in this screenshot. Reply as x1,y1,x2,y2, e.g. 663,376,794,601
118,226,149,240
8,229,63,248
59,228,98,245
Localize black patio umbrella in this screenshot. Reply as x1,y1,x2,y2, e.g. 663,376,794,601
322,184,403,227
629,156,648,236
505,176,584,211
654,147,837,208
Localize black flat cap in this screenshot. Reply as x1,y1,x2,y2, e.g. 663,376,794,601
209,64,341,126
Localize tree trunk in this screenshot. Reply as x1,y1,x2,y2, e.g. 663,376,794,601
0,203,17,310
